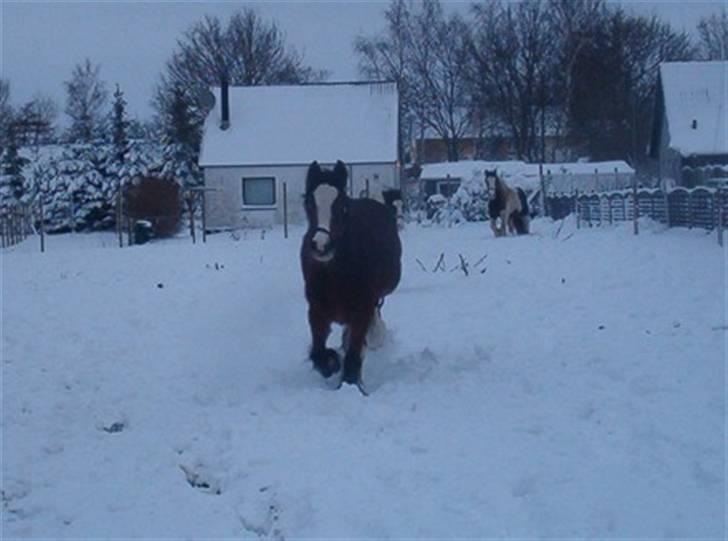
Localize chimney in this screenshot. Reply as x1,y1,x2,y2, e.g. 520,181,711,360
220,75,230,130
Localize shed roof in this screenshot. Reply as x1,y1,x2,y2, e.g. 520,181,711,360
199,82,398,167
419,160,634,191
660,61,727,156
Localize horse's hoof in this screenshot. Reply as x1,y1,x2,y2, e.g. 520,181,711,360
336,377,369,396
313,348,341,378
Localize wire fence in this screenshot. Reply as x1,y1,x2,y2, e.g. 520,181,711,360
0,204,35,249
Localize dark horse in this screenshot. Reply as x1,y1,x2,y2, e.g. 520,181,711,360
382,188,405,230
301,161,402,393
486,169,530,236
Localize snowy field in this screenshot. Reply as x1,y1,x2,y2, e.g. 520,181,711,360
2,218,726,539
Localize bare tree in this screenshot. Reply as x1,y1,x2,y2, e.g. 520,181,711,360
697,10,728,60
64,59,109,143
354,0,414,162
355,0,471,162
568,9,695,162
548,0,608,160
15,95,58,146
408,1,472,162
155,8,326,131
468,0,560,162
0,79,12,152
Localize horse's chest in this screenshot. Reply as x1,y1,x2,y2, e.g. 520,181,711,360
306,268,365,320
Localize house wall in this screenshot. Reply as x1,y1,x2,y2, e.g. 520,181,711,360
203,162,398,229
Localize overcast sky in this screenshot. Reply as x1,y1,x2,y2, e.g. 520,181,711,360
1,1,724,123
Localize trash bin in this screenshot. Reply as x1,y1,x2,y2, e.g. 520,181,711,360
133,220,153,245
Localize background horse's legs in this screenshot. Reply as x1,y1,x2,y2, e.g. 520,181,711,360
308,308,340,378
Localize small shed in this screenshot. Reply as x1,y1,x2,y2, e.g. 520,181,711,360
650,61,728,187
199,81,399,229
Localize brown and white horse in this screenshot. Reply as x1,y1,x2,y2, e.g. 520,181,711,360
486,170,530,236
300,161,402,393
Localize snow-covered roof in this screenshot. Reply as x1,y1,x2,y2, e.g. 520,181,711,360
540,161,635,175
660,61,727,156
199,82,398,167
419,160,634,192
421,160,537,178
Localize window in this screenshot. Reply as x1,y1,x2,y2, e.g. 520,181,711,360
437,180,461,198
242,177,276,206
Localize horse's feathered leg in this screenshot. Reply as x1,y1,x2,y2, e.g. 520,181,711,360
308,307,340,378
366,308,387,350
340,309,374,389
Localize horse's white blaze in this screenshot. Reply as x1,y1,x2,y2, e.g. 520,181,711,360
312,184,338,252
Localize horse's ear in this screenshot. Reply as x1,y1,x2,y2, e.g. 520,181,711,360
306,161,322,193
332,160,348,192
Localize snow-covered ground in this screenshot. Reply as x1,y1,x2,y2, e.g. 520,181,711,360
2,218,725,539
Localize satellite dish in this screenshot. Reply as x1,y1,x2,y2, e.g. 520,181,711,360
200,89,216,110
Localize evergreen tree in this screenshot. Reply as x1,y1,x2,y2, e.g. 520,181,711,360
41,147,75,232
0,122,29,209
111,85,130,164
161,86,201,188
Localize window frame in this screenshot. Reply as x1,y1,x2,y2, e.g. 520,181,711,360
241,176,277,209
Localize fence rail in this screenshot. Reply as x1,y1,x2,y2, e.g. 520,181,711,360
0,204,34,249
546,186,727,245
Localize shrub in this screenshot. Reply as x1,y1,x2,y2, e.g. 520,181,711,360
124,176,181,237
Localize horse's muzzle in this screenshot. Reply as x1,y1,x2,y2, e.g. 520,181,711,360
311,227,334,262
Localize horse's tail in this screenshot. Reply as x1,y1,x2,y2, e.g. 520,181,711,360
517,188,528,216
514,188,530,235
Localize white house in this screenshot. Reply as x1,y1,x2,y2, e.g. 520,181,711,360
199,81,399,229
649,61,728,187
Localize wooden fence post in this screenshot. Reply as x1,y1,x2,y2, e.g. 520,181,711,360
718,189,724,247
201,191,207,243
12,210,18,244
539,163,547,217
283,181,288,239
188,195,196,244
606,194,612,225
632,171,639,235
117,190,124,248
664,187,671,227
126,214,133,246
39,200,45,253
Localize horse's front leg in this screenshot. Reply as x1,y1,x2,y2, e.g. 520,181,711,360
341,309,374,389
490,217,500,237
498,211,509,236
308,306,341,378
